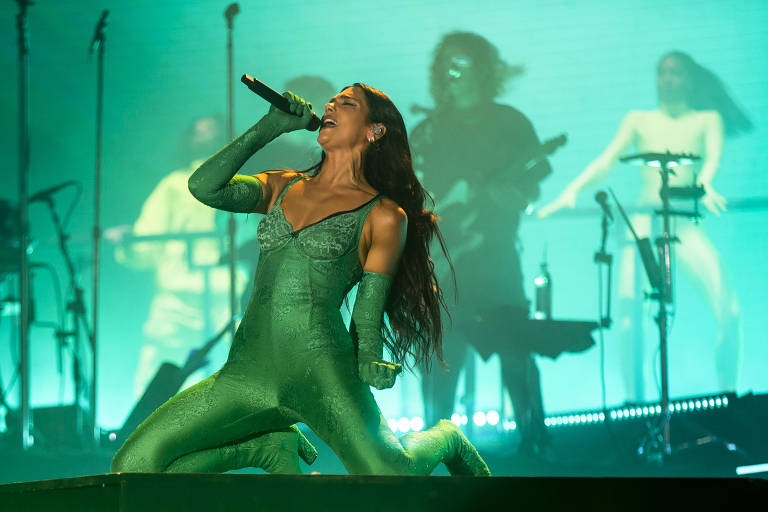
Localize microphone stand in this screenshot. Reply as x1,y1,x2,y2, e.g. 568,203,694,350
648,154,681,462
224,3,240,340
15,0,33,451
614,151,700,464
42,197,92,447
88,9,108,446
593,197,613,412
594,205,613,328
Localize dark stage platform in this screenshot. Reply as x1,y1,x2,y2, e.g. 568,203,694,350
1,472,766,512
2,392,768,485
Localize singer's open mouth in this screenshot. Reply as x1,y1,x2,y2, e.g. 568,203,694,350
321,115,338,129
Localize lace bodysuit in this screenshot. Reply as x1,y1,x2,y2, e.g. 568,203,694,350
112,111,491,477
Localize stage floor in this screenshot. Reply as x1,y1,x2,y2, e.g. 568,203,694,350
1,472,766,512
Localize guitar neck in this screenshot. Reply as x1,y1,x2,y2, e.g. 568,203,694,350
181,320,233,377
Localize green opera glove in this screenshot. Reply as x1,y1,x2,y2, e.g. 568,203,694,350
351,271,403,390
187,91,314,213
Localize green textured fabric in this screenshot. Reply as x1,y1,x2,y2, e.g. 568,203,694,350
351,271,403,390
164,425,317,473
112,94,490,476
187,90,314,213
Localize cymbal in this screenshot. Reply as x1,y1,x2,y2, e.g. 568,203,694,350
620,151,700,167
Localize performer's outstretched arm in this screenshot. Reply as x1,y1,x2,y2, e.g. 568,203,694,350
351,202,407,390
188,92,314,213
538,111,637,217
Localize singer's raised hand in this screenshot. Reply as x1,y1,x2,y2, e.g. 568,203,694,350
188,90,314,213
264,91,314,134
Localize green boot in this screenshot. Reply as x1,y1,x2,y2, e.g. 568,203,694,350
438,420,491,476
165,425,317,473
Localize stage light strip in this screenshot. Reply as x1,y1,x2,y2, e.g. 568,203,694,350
386,410,505,433
736,463,768,476
544,394,730,429
386,394,730,434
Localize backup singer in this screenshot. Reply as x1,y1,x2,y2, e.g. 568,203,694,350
538,51,752,399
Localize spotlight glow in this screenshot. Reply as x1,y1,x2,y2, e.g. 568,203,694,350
736,463,768,476
387,418,399,432
410,416,424,432
473,411,487,427
486,410,500,426
398,417,410,433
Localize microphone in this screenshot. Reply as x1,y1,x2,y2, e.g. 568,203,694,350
224,3,240,28
89,10,109,54
595,190,614,221
241,74,321,131
30,181,77,203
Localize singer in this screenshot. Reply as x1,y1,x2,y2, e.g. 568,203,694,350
111,83,490,476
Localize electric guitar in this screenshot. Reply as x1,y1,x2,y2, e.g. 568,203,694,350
431,134,568,277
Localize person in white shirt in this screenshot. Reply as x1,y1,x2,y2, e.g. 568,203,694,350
112,116,248,397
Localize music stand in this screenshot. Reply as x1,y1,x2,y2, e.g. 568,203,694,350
615,150,700,462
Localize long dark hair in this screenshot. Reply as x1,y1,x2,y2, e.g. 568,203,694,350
660,51,753,136
429,31,524,106
307,83,452,370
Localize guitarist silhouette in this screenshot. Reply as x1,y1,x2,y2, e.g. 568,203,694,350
411,31,558,458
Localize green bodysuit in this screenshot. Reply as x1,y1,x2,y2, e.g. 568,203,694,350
111,95,490,476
